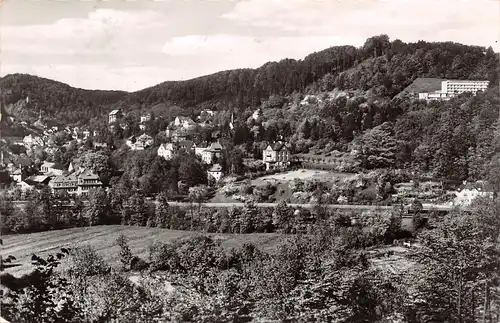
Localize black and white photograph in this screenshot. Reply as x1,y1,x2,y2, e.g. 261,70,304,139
0,0,499,322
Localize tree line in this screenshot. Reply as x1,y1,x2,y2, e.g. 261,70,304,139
2,196,500,322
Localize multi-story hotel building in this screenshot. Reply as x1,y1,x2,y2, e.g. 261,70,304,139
418,80,489,101
50,169,103,197
442,80,489,94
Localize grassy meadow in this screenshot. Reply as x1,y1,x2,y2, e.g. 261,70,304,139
1,225,285,276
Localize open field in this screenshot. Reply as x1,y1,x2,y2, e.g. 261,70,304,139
400,77,445,95
1,225,285,277
251,169,355,185
369,246,416,275
370,255,415,275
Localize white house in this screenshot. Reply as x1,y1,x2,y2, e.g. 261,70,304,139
207,164,223,182
200,142,223,164
11,168,24,183
158,143,176,160
16,180,34,192
23,134,44,148
109,109,123,123
262,141,290,170
453,181,494,206
40,161,65,176
174,116,196,129
50,169,103,197
140,113,152,123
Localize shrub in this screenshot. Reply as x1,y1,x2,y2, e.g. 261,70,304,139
116,234,133,271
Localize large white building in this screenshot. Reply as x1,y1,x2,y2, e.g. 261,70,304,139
419,80,489,101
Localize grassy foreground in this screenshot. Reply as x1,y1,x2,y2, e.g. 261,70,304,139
1,225,284,276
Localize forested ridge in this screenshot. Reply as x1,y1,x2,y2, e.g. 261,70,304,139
0,74,126,125
1,35,498,126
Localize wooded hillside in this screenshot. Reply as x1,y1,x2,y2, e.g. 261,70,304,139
1,35,498,126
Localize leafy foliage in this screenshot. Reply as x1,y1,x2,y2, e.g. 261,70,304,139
1,248,83,323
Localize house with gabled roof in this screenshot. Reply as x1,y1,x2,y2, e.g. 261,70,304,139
26,175,51,186
453,180,494,206
194,141,223,164
193,142,208,156
77,169,103,197
126,134,154,151
93,142,108,149
201,142,223,164
16,180,34,192
174,116,197,129
109,109,123,124
158,143,177,160
50,172,79,195
262,141,290,170
49,168,102,197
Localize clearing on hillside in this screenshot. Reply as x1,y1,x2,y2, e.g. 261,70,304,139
399,77,446,96
252,169,355,185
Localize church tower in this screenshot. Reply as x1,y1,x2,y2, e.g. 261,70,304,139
33,105,46,130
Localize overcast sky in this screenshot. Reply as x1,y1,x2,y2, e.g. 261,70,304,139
1,0,498,92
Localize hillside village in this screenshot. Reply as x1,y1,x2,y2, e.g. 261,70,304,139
0,76,495,208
